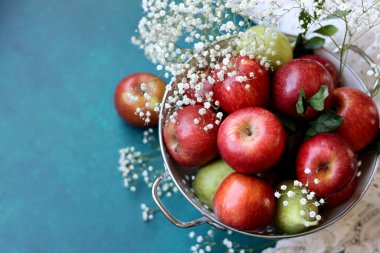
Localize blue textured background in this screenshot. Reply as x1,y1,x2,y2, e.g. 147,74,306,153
0,0,275,252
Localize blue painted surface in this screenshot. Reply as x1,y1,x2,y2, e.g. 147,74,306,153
0,0,275,252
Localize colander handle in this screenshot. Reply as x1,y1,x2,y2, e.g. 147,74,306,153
345,45,380,96
152,171,224,229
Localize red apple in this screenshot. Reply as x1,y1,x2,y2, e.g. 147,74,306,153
217,107,286,174
273,59,334,120
114,73,165,127
332,87,379,151
163,105,219,167
213,173,275,231
296,133,357,197
300,54,339,88
324,177,358,208
213,56,270,113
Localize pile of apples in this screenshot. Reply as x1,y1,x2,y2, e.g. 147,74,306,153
162,26,380,234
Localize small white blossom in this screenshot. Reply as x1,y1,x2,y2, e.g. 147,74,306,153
309,211,316,218
287,191,295,198
199,108,206,115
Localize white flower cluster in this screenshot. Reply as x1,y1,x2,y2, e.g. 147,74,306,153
118,130,179,222
275,180,325,227
189,229,214,253
142,128,155,144
234,0,380,35
132,0,238,72
118,146,144,191
132,0,266,128
140,203,157,221
189,228,253,253
133,0,380,88
226,0,287,27
133,81,161,125
118,145,178,194
366,57,380,95
317,0,380,37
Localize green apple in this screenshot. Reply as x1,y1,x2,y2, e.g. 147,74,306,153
237,25,293,70
275,180,320,234
192,159,234,209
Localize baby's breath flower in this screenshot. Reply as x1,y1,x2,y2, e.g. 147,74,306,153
287,190,295,198
199,108,207,115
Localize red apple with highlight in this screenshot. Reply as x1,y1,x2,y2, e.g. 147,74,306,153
213,173,275,231
325,177,358,208
296,133,357,197
217,107,286,174
300,54,339,88
163,105,219,167
213,56,270,113
114,73,165,127
273,59,334,120
332,87,379,151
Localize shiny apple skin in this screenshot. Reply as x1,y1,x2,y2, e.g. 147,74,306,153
114,73,165,127
296,133,357,197
217,107,286,174
213,56,270,113
333,87,379,151
163,105,219,167
324,177,358,208
213,173,275,231
273,59,334,120
300,54,339,88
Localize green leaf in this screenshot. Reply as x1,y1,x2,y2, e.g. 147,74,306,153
305,127,318,137
308,85,329,111
296,88,307,115
313,25,338,36
277,114,296,132
326,10,351,20
306,110,344,137
304,37,325,49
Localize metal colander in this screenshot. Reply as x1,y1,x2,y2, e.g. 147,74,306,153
152,44,379,238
